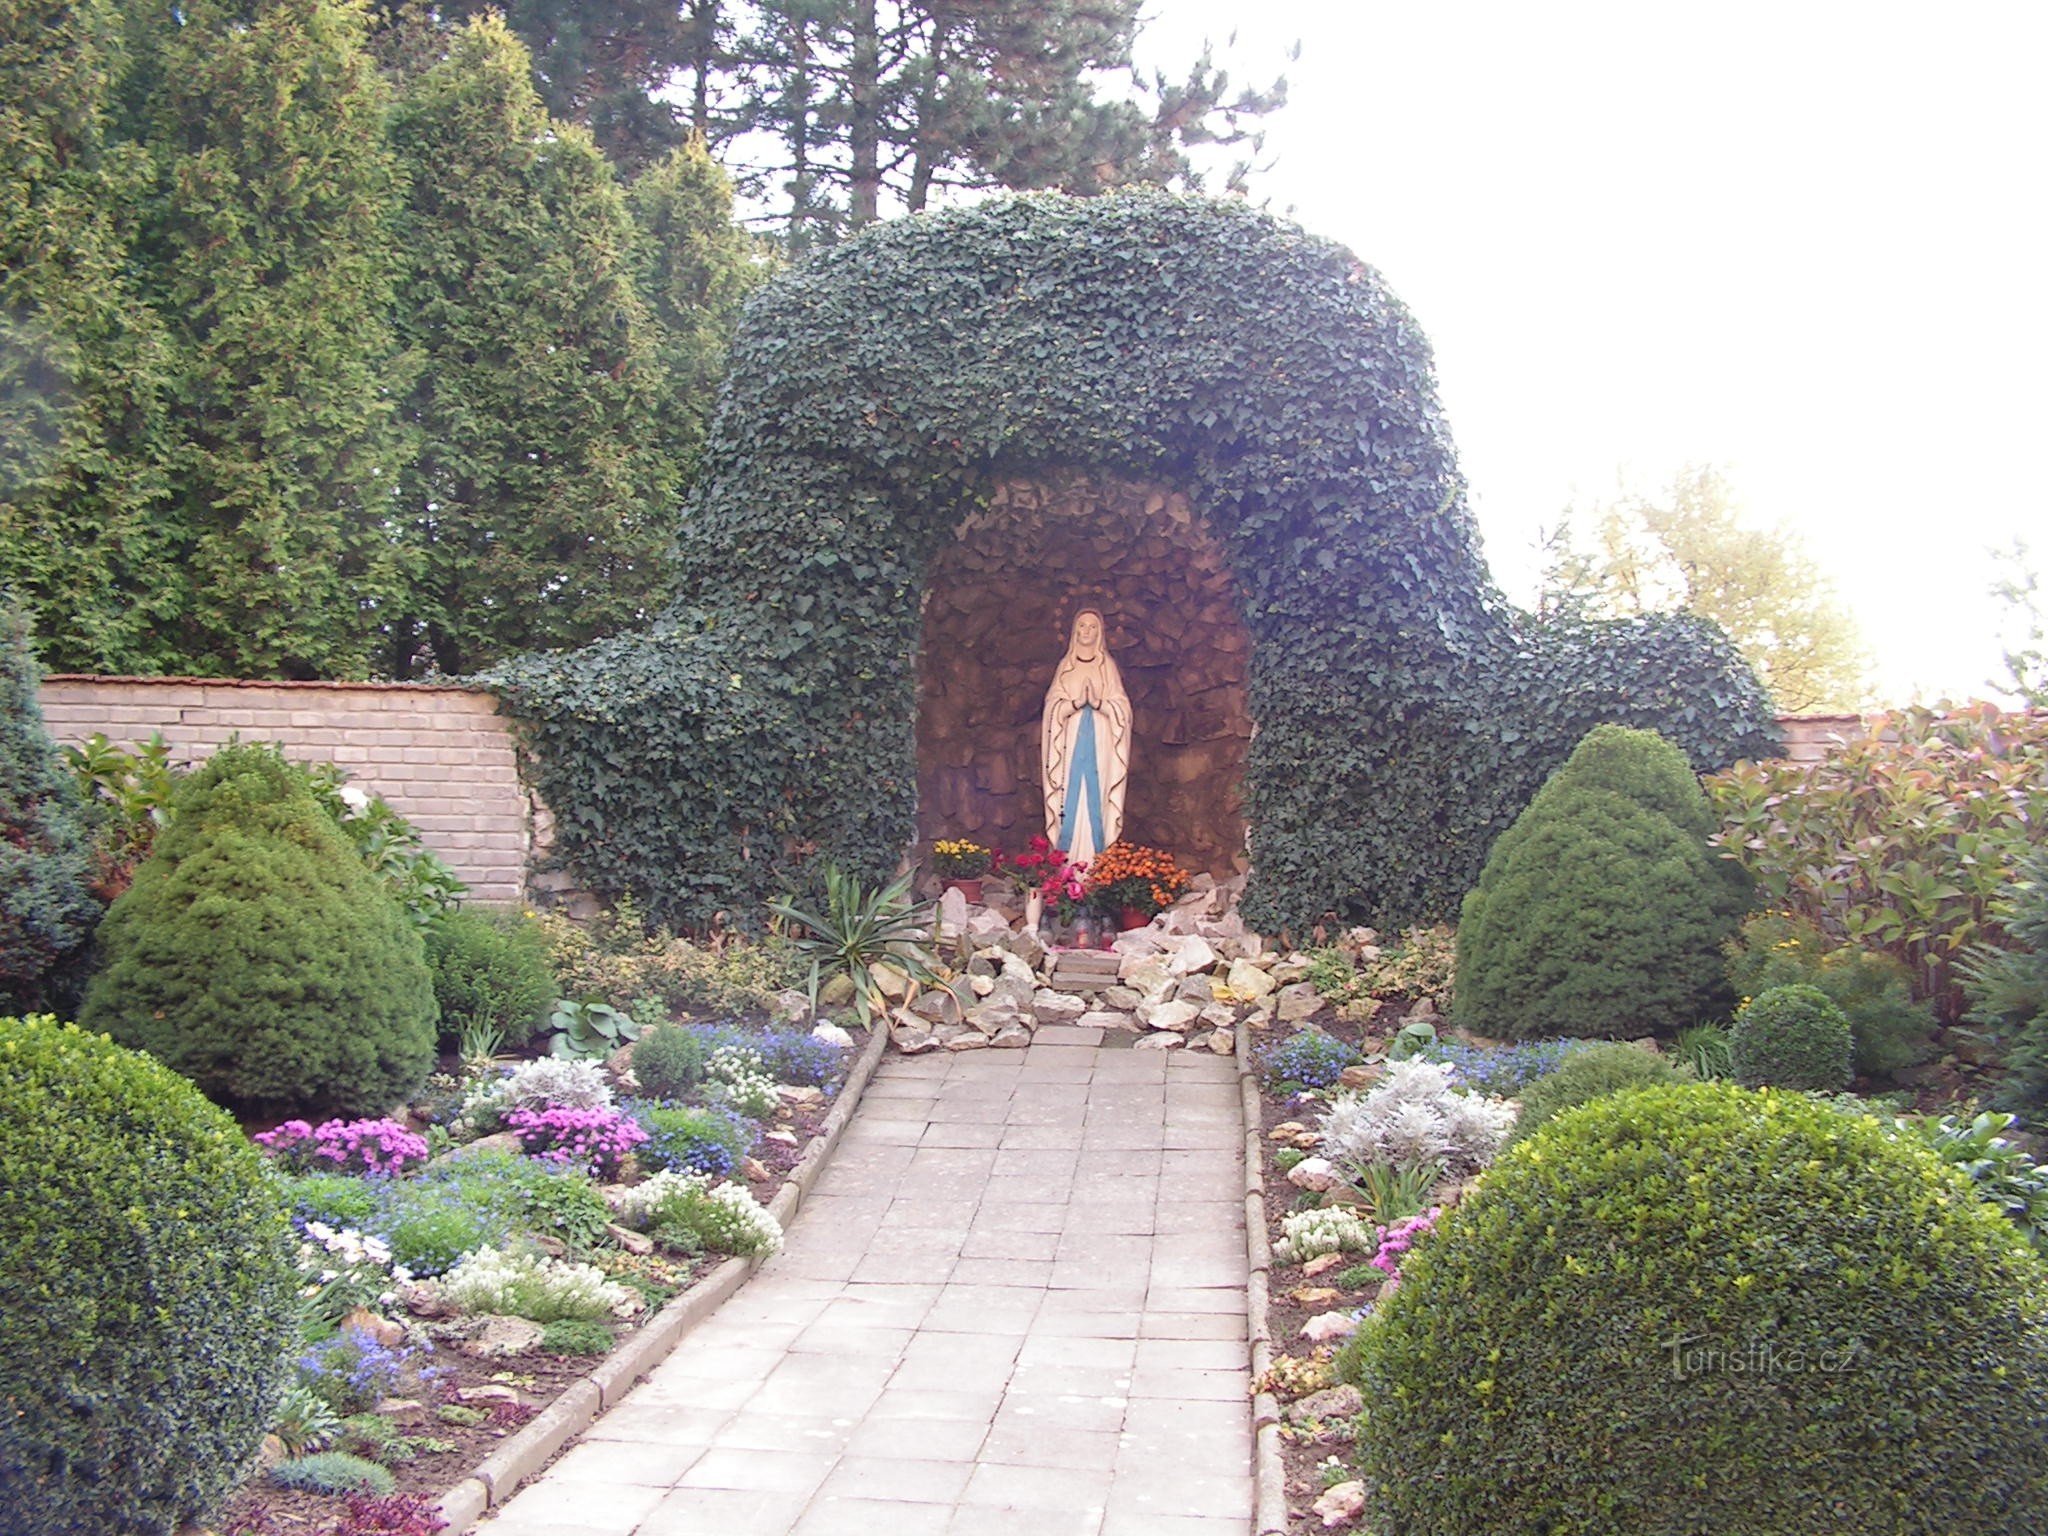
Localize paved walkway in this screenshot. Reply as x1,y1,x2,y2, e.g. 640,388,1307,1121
483,1028,1253,1536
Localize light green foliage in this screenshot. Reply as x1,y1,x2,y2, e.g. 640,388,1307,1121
490,194,1778,934
1730,984,1856,1092
1506,1042,1683,1146
770,866,940,1025
125,0,410,677
436,1246,635,1322
1671,1023,1732,1079
1540,464,1869,713
1457,725,1751,1040
1709,703,2048,1024
540,1317,616,1355
526,906,808,1017
1344,1084,2048,1534
80,744,438,1114
0,603,98,1012
270,1451,396,1497
0,1015,297,1535
427,908,557,1051
284,1172,382,1230
1965,846,2048,1122
1359,926,1457,1012
1897,1109,2048,1255
384,15,673,678
549,998,646,1060
1724,910,1934,1075
271,1384,344,1456
0,0,179,674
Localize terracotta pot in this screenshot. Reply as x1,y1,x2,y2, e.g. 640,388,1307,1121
1117,906,1151,932
943,877,983,904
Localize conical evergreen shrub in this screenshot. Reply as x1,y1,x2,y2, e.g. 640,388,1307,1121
1455,724,1750,1039
80,743,436,1114
0,601,98,1012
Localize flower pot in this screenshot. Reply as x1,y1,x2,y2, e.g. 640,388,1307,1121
1117,906,1151,932
943,877,984,904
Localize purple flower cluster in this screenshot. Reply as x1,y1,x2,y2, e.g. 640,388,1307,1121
1371,1207,1441,1283
506,1103,648,1179
299,1325,445,1413
256,1117,429,1176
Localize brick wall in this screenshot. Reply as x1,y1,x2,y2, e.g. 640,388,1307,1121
1773,713,1867,764
36,677,536,905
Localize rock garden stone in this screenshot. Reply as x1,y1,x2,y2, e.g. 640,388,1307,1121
459,1315,544,1360
1206,1029,1236,1054
1313,1480,1367,1528
1276,981,1323,1021
1103,984,1142,1009
1033,989,1088,1025
1175,972,1216,1003
1226,958,1277,999
1077,1009,1136,1031
938,885,969,934
1287,1156,1342,1191
1302,1310,1360,1343
991,1023,1034,1048
1162,935,1219,975
1198,1002,1239,1031
1286,1384,1364,1424
1139,998,1202,1033
890,1022,937,1054
1134,1031,1186,1050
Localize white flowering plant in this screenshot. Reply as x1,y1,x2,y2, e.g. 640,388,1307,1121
1273,1207,1375,1266
609,1168,711,1229
452,1057,616,1140
1318,1058,1517,1180
434,1246,636,1323
295,1221,414,1325
702,1043,780,1119
611,1170,783,1258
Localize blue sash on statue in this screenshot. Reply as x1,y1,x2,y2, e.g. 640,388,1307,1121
1060,705,1104,855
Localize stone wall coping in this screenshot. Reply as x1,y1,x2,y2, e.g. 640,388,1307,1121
43,675,492,694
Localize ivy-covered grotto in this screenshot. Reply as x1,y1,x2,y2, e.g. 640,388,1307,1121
494,191,1777,935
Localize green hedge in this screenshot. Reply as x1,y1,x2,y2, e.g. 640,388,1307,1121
0,1015,298,1534
492,192,1776,933
1731,982,1855,1091
1342,1083,2048,1534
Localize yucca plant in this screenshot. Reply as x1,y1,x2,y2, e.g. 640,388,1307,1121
768,866,941,1026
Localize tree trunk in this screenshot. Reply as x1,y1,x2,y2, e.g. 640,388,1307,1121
848,0,881,226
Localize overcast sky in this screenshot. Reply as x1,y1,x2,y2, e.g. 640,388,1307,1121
1135,0,2047,704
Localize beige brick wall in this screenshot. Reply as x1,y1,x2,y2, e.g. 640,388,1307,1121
1773,713,1867,765
37,677,536,906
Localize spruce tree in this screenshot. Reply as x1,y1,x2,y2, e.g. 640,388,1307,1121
129,0,409,678
0,0,180,673
0,600,99,1013
385,16,674,677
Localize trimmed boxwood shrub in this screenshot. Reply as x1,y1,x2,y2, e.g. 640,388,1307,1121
0,1015,298,1535
1504,1041,1682,1146
1339,1083,2048,1535
80,743,437,1115
425,906,556,1050
1731,982,1854,1091
1455,724,1750,1040
1725,911,1934,1076
632,1021,706,1099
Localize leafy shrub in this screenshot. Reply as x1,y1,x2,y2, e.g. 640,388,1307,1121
80,743,438,1115
271,1452,397,1497
1342,1084,2048,1534
61,731,179,900
1317,1058,1516,1178
1965,844,2048,1120
0,1016,298,1535
1507,1042,1683,1146
770,865,942,1025
1259,1027,1360,1090
302,767,467,929
506,1103,648,1178
1730,983,1854,1091
435,1247,634,1323
1708,702,2048,1023
1456,724,1750,1040
0,604,98,1013
634,1101,755,1178
632,1021,705,1098
371,1183,511,1279
520,1168,617,1253
540,1318,616,1355
1724,910,1934,1075
525,906,806,1017
1414,1037,1593,1096
1358,925,1457,1012
425,907,556,1052
257,1117,430,1177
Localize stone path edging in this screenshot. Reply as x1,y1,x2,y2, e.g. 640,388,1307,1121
436,1018,892,1533
1234,1018,1289,1536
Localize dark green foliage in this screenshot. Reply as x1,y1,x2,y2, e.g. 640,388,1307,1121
0,1,180,673
1505,1042,1682,1146
1342,1083,2048,1535
0,602,98,1011
491,195,1777,933
1726,910,1934,1076
0,1015,298,1535
426,908,557,1050
1456,724,1752,1040
632,1021,706,1098
539,1317,616,1355
1731,983,1854,1091
270,1451,396,1496
79,743,438,1115
1968,847,2048,1123
125,0,410,678
383,16,674,678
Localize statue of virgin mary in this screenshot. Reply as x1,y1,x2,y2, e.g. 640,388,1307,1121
1040,608,1131,864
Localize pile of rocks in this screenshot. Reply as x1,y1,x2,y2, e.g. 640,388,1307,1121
887,877,1326,1055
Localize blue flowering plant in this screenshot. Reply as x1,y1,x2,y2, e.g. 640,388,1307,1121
1259,1027,1361,1091
298,1325,446,1415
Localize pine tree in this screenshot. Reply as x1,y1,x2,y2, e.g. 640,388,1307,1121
0,0,180,673
626,136,765,487
384,15,674,678
128,0,409,678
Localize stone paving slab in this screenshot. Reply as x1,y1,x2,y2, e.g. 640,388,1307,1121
483,1043,1251,1536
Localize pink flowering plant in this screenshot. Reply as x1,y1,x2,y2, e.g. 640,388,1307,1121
1369,1206,1441,1296
506,1103,648,1179
255,1117,429,1177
